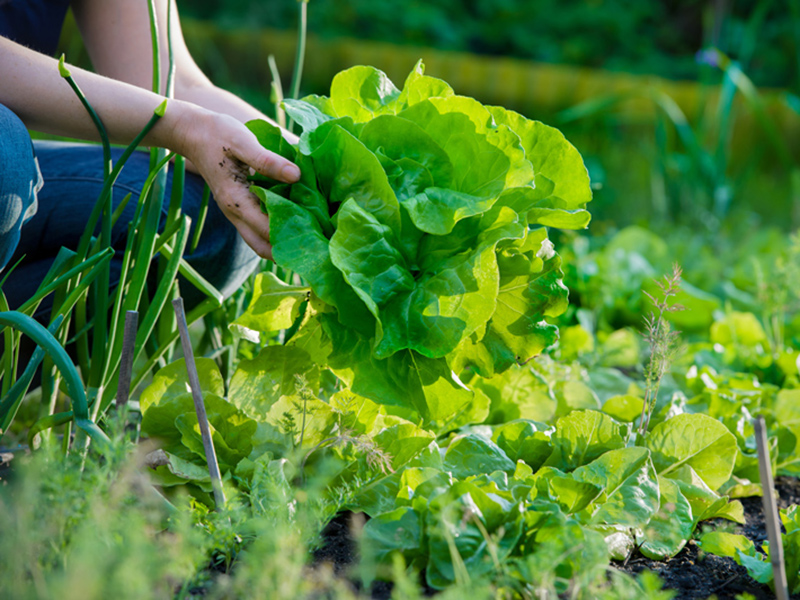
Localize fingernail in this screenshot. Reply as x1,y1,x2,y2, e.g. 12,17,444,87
281,164,301,182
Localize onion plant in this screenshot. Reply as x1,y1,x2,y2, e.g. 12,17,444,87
0,0,223,452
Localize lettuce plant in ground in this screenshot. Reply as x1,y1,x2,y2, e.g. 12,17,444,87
239,61,592,429
697,504,800,594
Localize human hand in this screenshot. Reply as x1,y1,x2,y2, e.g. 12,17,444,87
171,104,300,260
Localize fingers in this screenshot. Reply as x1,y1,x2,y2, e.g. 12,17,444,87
215,185,274,260
218,130,298,259
235,135,300,184
182,113,299,260
235,221,273,261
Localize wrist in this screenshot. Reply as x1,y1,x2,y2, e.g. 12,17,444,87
148,98,209,158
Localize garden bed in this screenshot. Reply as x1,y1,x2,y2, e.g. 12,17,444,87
2,22,798,598
310,477,800,599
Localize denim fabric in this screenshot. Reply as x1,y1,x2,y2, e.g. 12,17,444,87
0,118,260,317
0,104,41,272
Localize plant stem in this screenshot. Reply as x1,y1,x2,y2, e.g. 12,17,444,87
0,311,109,448
267,55,286,129
287,0,309,132
299,394,307,450
189,185,211,253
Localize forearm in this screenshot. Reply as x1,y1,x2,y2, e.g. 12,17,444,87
175,77,268,124
1,18,299,260
71,0,287,140
0,36,197,154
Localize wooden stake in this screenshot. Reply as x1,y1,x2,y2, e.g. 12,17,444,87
753,416,789,600
116,311,138,408
172,298,226,509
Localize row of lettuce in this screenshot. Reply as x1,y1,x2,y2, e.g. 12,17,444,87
139,229,798,595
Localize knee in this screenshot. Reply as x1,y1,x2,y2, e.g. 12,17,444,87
183,224,260,305
0,104,40,269
0,104,36,166
0,104,40,202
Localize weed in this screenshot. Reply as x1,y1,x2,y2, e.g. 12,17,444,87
637,264,686,439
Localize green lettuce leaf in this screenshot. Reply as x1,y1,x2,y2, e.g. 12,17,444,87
572,446,659,528
450,228,568,377
360,506,424,585
328,65,401,122
230,272,310,342
491,420,553,470
638,477,694,559
228,345,319,422
443,433,516,479
487,106,592,212
246,62,588,425
174,395,256,472
425,479,524,589
544,410,625,471
646,413,738,491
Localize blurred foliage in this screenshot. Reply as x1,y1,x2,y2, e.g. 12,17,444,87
179,0,797,89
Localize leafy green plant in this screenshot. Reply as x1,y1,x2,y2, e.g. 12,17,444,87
138,341,745,591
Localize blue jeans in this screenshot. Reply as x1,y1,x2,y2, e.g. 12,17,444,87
0,103,260,318
0,104,41,272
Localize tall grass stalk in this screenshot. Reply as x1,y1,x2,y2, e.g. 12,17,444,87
287,0,309,133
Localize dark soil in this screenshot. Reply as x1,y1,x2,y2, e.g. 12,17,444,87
311,512,401,599
312,477,800,599
4,442,798,599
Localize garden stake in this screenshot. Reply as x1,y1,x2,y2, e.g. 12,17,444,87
172,297,226,509
753,416,789,600
115,311,138,408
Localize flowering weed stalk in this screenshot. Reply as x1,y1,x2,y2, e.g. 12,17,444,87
637,264,685,440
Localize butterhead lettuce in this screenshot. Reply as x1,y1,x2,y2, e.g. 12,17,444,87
244,61,592,430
